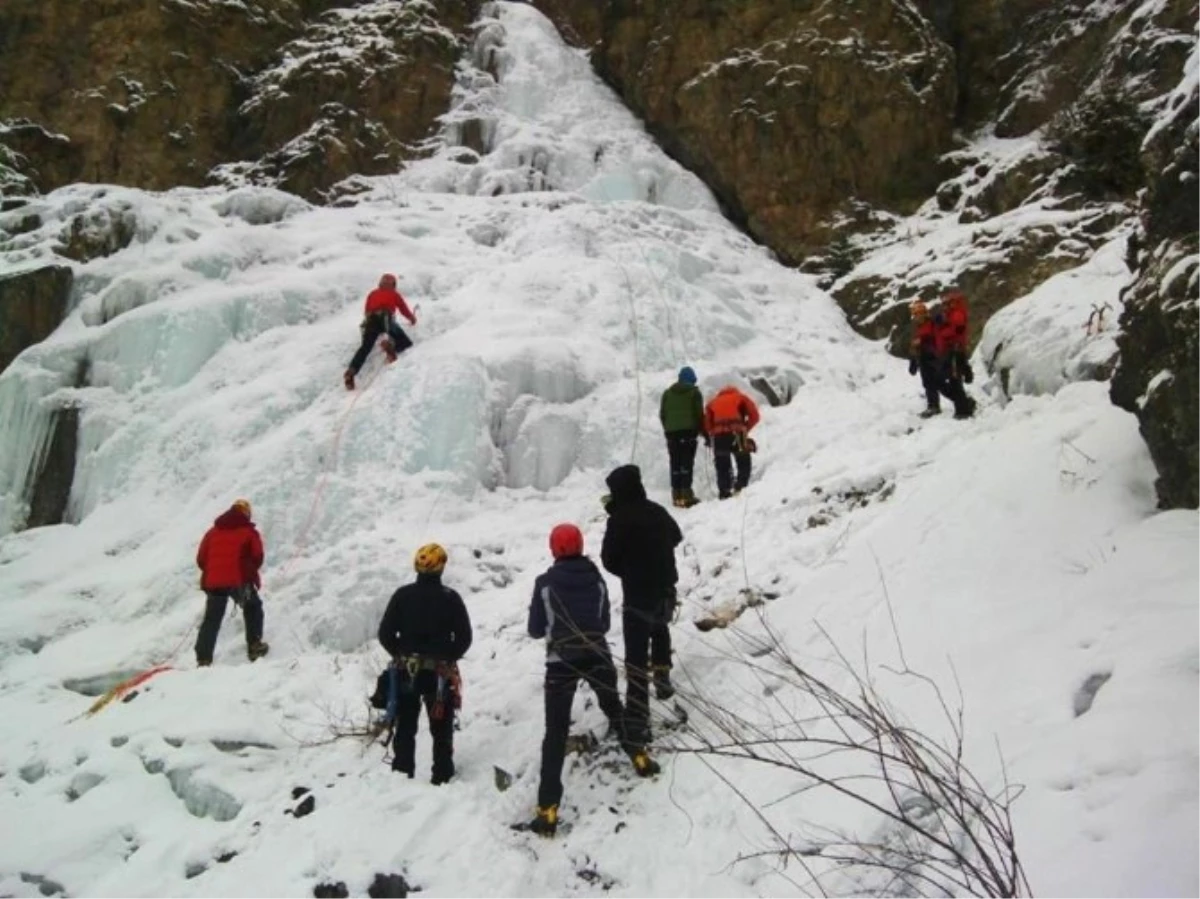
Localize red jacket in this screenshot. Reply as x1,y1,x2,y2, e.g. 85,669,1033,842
197,507,264,591
912,317,939,357
943,294,968,351
704,387,760,436
364,287,416,325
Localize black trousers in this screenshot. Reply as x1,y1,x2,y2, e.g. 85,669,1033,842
920,353,971,415
348,313,412,376
665,430,699,491
538,650,628,808
195,586,263,664
622,599,674,743
918,355,944,409
940,355,973,415
392,668,456,782
711,433,751,497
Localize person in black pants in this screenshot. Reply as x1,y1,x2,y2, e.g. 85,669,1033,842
601,464,683,743
704,386,761,499
659,365,706,508
195,499,268,666
377,543,472,784
525,523,658,837
344,273,417,390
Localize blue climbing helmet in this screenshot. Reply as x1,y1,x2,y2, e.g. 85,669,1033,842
678,366,697,385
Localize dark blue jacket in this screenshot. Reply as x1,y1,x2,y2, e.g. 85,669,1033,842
527,556,610,661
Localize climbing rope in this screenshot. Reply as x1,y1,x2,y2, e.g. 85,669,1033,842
77,354,391,721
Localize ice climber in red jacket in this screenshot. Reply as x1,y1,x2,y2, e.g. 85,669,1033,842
195,498,268,666
343,273,417,390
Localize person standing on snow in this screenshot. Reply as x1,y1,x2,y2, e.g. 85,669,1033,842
942,290,973,385
659,365,707,508
377,543,473,785
524,523,660,837
939,290,977,419
908,299,976,420
344,273,417,390
195,498,268,667
704,385,761,499
908,300,944,418
601,464,683,741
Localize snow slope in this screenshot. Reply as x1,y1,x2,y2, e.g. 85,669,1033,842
0,4,1195,897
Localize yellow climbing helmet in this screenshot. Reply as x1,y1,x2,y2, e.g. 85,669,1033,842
232,498,252,518
909,300,929,319
414,543,448,575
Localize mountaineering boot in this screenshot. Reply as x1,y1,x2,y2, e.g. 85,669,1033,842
248,641,270,662
918,405,940,419
680,488,700,508
197,659,212,668
381,337,398,364
343,369,356,391
652,665,675,701
391,761,415,779
631,750,661,778
528,804,558,837
954,398,977,420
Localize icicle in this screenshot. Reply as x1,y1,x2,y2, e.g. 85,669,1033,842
0,369,59,534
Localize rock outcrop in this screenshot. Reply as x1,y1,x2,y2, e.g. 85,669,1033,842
531,0,957,261
829,0,1192,346
1110,60,1199,509
0,265,73,374
0,0,480,202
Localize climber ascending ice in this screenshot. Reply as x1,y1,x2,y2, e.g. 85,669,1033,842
344,273,417,390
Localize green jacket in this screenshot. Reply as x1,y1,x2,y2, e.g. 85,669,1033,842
660,382,705,434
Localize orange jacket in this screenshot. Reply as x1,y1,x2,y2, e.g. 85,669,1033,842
704,387,760,436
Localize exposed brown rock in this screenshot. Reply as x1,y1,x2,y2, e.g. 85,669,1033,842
0,0,480,202
532,0,956,260
0,264,73,374
1110,71,1199,509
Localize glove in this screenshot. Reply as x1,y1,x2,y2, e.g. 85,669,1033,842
702,433,711,448
908,358,918,376
746,438,757,454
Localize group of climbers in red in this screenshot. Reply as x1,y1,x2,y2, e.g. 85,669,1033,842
908,289,977,420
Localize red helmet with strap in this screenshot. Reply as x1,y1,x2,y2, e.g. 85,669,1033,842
549,523,584,559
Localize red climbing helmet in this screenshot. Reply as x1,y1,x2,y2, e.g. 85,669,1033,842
549,523,584,559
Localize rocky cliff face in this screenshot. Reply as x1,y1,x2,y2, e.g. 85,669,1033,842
534,0,1197,506
0,0,479,202
1110,59,1198,510
0,265,73,374
531,0,957,261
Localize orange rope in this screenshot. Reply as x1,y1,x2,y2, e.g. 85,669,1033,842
276,359,387,582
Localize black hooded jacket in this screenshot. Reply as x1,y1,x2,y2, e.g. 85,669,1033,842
600,464,682,608
378,573,473,661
